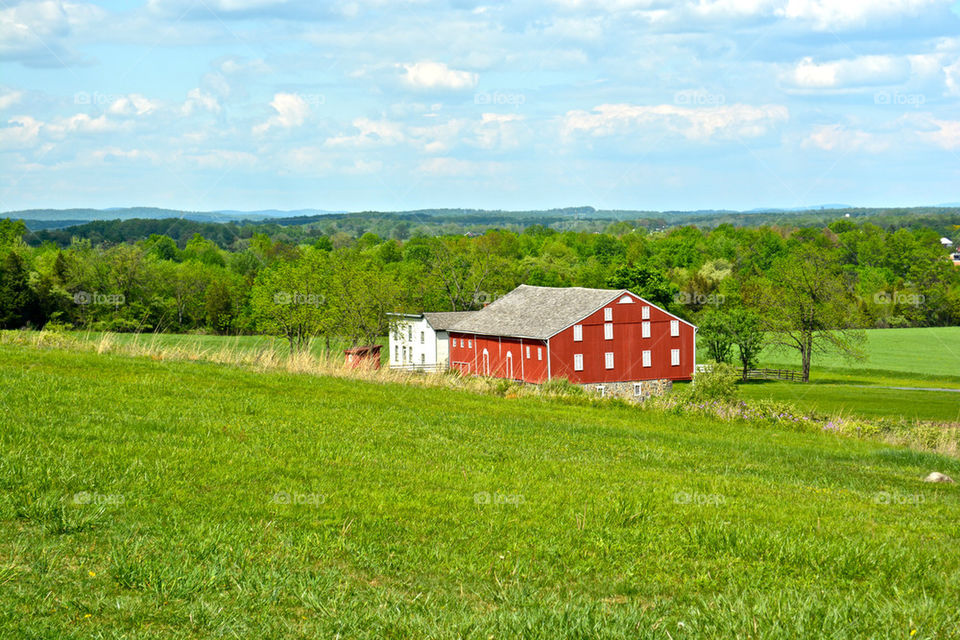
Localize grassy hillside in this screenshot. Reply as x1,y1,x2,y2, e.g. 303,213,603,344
758,327,960,379
1,344,958,638
693,327,960,421
737,381,960,422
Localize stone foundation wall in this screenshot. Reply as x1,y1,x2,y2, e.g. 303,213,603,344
581,379,673,402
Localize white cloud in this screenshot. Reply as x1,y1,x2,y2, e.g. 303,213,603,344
561,103,789,142
473,113,525,150
945,58,960,95
325,117,406,148
916,117,960,149
182,88,221,115
802,124,889,152
787,55,910,90
49,113,118,135
0,0,107,66
108,94,159,116
0,115,42,148
401,62,478,91
777,0,948,30
0,89,23,110
689,0,780,19
253,92,310,134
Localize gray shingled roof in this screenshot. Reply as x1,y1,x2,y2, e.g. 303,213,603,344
448,285,626,340
423,311,477,331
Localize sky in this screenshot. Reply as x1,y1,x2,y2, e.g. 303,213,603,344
1,0,960,212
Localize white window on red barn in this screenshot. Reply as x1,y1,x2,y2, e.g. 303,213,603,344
574,354,584,371
604,323,613,340
605,352,614,369
537,347,543,360
526,346,531,358
670,320,679,337
671,349,680,366
642,306,650,320
642,322,650,338
468,340,472,348
573,324,583,341
604,307,612,321
642,350,651,367
452,338,457,347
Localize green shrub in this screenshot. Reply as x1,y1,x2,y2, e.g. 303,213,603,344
687,362,739,402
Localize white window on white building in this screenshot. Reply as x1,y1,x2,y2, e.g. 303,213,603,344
604,307,612,321
642,322,650,338
420,331,425,344
537,347,543,360
604,323,613,340
642,306,650,320
395,346,399,361
604,352,614,369
408,326,412,340
526,346,531,359
671,320,679,337
671,349,680,366
574,353,584,371
402,346,407,362
421,353,426,364
573,324,583,341
642,350,651,367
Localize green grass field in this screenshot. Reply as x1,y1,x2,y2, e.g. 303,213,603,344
1,343,959,638
694,327,960,422
758,327,960,379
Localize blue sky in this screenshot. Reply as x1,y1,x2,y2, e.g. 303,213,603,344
2,0,960,212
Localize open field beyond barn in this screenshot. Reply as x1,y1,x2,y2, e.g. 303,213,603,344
1,343,959,638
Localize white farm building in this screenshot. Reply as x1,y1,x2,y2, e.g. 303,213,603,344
388,312,475,371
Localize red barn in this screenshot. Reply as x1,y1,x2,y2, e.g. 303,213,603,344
447,285,696,385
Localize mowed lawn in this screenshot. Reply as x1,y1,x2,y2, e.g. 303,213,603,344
1,345,959,638
758,327,960,379
694,327,960,421
737,381,960,423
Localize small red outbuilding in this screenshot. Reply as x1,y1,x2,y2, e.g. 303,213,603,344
344,345,382,369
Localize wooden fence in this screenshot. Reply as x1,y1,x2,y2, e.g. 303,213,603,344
743,368,805,382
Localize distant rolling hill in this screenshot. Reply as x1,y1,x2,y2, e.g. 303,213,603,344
2,207,345,229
